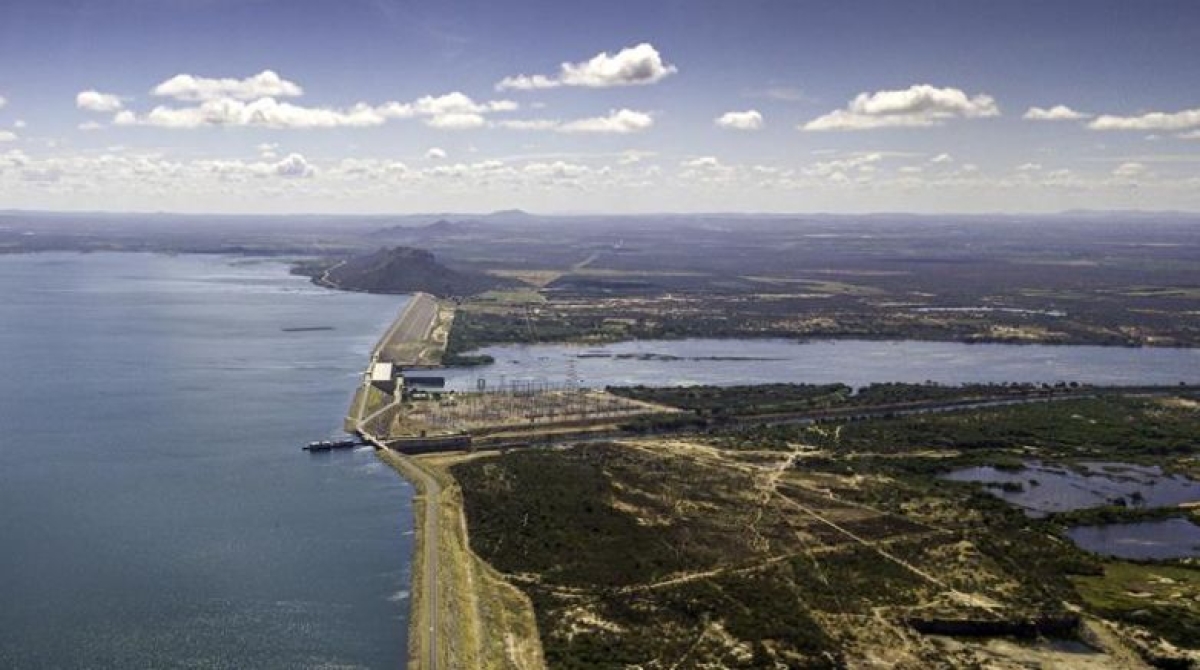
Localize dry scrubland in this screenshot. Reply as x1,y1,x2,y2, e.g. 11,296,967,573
449,393,1200,668
418,218,1200,358
390,389,674,439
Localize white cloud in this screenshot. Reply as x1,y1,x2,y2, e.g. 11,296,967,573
78,121,104,131
0,130,17,142
404,92,517,117
1112,161,1148,178
496,43,676,91
496,74,559,91
425,147,447,160
494,119,561,131
497,109,654,134
1180,130,1200,140
930,153,953,163
197,153,319,181
802,84,999,131
0,95,6,109
152,70,303,102
76,90,124,113
0,148,29,169
13,120,26,129
747,86,807,102
804,152,885,178
1016,162,1042,172
558,109,654,134
1023,105,1089,121
522,160,591,183
116,97,387,129
682,156,721,169
618,150,655,165
1089,108,1200,131
112,90,515,130
715,110,763,131
273,153,314,178
678,156,737,184
425,112,486,130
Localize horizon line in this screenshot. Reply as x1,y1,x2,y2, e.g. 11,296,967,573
4,207,1200,220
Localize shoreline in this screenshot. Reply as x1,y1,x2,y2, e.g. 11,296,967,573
348,294,545,669
448,328,1200,353
346,295,443,670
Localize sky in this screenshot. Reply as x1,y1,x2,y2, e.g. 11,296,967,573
1,0,1199,214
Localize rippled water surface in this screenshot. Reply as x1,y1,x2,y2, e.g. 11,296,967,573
441,337,1200,390
1067,518,1200,560
943,461,1200,558
943,461,1200,517
0,253,413,669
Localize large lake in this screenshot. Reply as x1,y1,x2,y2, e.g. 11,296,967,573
0,253,412,669
441,338,1200,390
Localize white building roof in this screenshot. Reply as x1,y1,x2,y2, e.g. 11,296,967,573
370,362,395,382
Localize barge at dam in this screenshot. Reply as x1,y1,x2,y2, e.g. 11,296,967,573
302,438,362,452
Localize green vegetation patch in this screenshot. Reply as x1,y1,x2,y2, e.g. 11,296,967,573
826,395,1199,461
611,381,1084,421
1072,561,1200,648
453,444,774,587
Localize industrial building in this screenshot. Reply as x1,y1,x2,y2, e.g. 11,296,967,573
370,361,397,393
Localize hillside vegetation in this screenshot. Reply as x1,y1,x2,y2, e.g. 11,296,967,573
319,246,517,297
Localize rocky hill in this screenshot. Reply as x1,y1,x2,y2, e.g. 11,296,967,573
319,246,515,297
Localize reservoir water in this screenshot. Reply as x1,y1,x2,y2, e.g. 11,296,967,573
0,253,413,669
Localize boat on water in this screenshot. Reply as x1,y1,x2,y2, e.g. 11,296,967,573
303,438,362,452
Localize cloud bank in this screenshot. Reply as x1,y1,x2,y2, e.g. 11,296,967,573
110,82,517,130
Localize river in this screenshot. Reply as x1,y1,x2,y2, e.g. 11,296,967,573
440,338,1200,390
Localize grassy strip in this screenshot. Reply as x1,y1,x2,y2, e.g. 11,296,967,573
381,449,546,669
1072,560,1200,650
376,449,431,670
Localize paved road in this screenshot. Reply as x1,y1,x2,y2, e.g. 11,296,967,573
400,446,440,670
354,294,443,670
358,411,440,670
376,292,439,366
317,259,346,289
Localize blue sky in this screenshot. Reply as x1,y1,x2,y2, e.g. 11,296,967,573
1,0,1198,213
